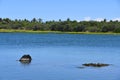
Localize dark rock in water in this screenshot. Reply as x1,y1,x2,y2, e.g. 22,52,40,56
19,54,32,64
77,66,85,69
82,63,109,67
20,60,31,64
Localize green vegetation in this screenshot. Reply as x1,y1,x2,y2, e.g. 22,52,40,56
0,18,120,33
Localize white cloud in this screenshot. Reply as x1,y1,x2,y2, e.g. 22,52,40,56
84,17,91,21
84,17,104,22
112,18,120,21
83,17,120,22
94,18,104,22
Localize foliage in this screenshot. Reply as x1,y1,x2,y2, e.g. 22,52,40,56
0,18,120,33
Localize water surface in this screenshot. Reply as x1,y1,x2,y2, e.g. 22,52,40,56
0,33,120,80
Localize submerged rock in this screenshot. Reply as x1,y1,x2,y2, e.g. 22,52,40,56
19,54,32,64
77,66,85,69
82,63,109,67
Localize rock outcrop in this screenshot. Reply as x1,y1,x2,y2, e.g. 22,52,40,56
19,54,32,64
82,63,109,67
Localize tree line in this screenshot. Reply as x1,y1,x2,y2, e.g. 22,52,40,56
0,18,120,33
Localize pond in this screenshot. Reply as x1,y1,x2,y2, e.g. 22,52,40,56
0,33,120,80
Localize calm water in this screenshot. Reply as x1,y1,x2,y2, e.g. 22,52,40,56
0,33,120,80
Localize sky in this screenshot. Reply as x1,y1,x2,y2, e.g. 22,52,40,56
0,0,120,21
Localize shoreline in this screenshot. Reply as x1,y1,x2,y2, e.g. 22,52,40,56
0,29,120,35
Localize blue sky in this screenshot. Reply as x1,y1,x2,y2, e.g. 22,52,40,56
0,0,120,21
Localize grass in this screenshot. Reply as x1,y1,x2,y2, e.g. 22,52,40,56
0,29,59,33
0,29,120,35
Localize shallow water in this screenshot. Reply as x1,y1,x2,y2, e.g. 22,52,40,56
0,33,120,80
